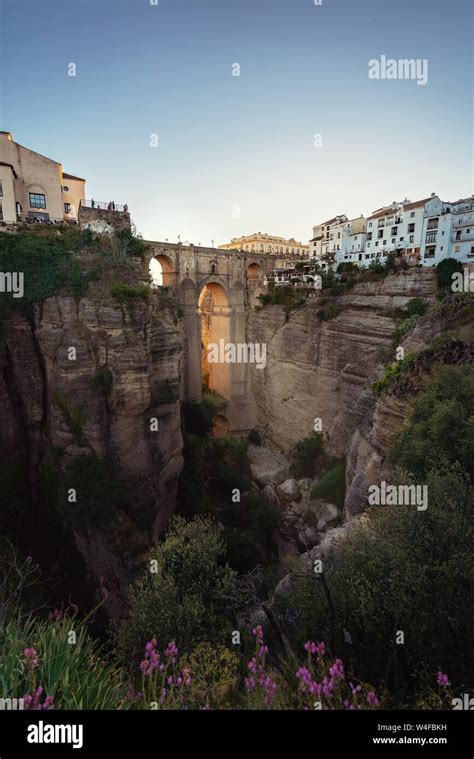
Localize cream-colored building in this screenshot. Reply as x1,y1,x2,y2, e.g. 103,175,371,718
0,131,85,223
220,232,309,257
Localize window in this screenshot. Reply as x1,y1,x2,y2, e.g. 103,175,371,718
408,223,415,233
409,235,414,243
0,181,3,196
400,237,404,241
367,242,371,248
63,185,69,192
0,202,3,221
410,211,415,217
392,238,396,243
29,193,46,209
375,241,379,247
383,240,387,245
378,230,383,239
455,245,460,252
64,203,71,214
368,222,372,228
467,229,471,233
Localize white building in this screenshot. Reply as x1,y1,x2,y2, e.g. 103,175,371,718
421,195,474,265
364,196,432,265
309,192,474,272
310,214,366,269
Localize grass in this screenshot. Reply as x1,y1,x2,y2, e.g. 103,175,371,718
310,458,346,510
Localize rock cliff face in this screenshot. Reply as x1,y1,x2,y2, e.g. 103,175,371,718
247,269,437,459
0,293,183,615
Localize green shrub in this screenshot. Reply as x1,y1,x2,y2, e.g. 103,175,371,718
277,464,474,699
436,258,463,290
373,353,417,393
310,458,346,509
110,283,150,303
289,433,324,478
258,285,306,315
404,298,429,318
118,516,239,661
317,304,341,321
0,231,95,313
393,314,419,344
391,364,474,480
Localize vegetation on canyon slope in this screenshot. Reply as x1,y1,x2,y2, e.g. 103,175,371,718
0,229,472,710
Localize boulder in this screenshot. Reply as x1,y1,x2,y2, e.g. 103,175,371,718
277,478,301,503
247,444,289,487
316,502,340,531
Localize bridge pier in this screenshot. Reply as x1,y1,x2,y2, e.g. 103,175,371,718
147,241,276,435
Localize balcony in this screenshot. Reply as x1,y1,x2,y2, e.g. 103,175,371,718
452,231,474,243
80,199,127,212
425,232,437,244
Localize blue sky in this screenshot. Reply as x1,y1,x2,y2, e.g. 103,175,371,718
0,0,472,244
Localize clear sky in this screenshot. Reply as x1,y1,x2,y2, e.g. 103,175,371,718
0,0,472,244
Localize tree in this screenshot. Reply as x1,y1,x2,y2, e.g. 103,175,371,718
118,516,239,661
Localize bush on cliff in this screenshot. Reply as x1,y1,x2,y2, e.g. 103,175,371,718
277,464,473,701
436,258,463,290
0,231,96,315
118,516,239,662
391,364,474,480
289,433,324,478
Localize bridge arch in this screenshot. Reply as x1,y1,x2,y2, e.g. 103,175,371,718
198,280,231,400
150,252,176,288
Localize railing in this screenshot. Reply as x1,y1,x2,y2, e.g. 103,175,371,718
425,232,437,244
80,200,128,212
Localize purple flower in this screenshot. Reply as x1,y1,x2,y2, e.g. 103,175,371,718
24,648,38,669
367,691,380,707
329,658,344,681
437,671,450,688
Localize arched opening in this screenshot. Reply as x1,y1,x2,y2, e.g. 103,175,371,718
246,262,263,284
149,253,175,288
213,414,231,438
198,281,231,400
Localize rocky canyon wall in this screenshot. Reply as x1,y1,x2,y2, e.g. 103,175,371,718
247,269,437,460
0,292,183,616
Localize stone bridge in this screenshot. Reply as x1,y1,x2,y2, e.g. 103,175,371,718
146,241,279,435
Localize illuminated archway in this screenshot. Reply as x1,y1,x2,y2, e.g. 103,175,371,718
198,281,231,400
149,253,175,288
